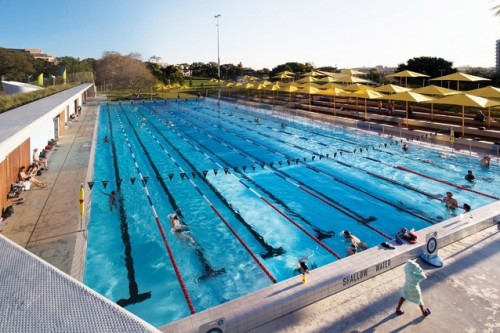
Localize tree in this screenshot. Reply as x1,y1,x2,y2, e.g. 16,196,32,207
94,52,155,96
0,48,35,81
162,65,184,85
269,62,314,81
396,56,456,79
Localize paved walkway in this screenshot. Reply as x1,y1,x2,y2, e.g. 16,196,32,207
247,224,500,333
0,97,100,277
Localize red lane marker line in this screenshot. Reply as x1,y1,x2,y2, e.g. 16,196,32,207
395,166,499,200
209,206,277,283
261,198,342,259
155,217,196,314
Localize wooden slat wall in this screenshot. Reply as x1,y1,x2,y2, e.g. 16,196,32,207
59,109,66,136
0,139,30,213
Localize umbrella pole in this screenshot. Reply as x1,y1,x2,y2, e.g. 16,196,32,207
405,101,409,128
488,106,491,128
364,99,367,121
431,103,434,121
462,106,465,137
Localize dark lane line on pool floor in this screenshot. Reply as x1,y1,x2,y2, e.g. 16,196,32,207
112,108,197,314
105,106,152,308
128,109,279,282
118,106,226,282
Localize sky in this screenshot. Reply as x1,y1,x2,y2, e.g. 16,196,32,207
1,0,499,70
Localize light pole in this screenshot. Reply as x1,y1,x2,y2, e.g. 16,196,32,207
215,14,221,105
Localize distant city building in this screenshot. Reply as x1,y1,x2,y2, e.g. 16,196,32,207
9,48,56,63
496,39,500,73
148,55,168,67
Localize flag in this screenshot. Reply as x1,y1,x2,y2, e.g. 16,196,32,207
37,73,43,86
60,66,67,84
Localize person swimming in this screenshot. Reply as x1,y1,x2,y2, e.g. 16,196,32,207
169,214,194,244
443,191,458,209
481,156,490,167
464,170,476,183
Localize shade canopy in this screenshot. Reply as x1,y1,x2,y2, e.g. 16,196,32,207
466,86,500,99
350,89,385,99
272,73,294,80
385,70,429,78
431,93,499,108
275,70,295,76
343,83,373,91
430,72,490,83
300,70,323,77
375,84,411,94
379,91,433,102
340,69,367,76
335,75,373,84
296,76,318,84
411,85,459,96
319,87,346,96
431,93,500,137
295,86,321,95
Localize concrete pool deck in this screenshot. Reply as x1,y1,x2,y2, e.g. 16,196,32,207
0,98,499,332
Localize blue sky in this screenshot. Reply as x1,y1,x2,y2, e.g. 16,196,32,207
1,0,498,70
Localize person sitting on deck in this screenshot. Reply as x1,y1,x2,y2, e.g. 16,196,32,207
33,148,49,170
474,110,485,124
18,166,46,188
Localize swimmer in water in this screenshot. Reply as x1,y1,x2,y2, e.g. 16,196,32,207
443,192,458,209
298,258,310,275
464,170,476,183
169,214,195,244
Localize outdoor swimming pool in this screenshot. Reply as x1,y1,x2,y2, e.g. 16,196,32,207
84,99,499,327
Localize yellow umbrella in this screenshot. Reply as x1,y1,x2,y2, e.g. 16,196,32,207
296,76,318,84
301,70,323,77
343,83,372,91
315,76,338,83
244,82,255,97
340,69,368,76
375,84,412,94
298,82,323,89
276,70,295,76
267,83,281,106
411,85,459,120
429,72,490,91
295,85,320,111
335,75,373,84
279,83,299,102
379,91,433,128
467,85,500,99
467,86,500,126
431,93,500,137
350,89,386,120
272,73,294,80
320,87,346,110
320,82,345,90
385,70,429,87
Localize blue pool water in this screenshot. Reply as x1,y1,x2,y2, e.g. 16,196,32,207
84,99,499,327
